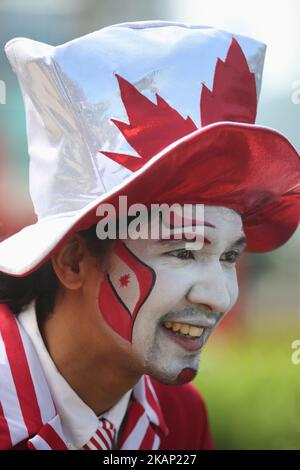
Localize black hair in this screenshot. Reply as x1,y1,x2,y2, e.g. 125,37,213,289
0,260,59,325
0,225,112,326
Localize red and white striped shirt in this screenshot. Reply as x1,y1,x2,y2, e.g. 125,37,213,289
19,302,135,449
0,303,168,450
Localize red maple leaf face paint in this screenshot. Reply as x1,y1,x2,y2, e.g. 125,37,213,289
119,273,130,287
98,240,156,342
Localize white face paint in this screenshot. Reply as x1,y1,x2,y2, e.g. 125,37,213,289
126,205,246,385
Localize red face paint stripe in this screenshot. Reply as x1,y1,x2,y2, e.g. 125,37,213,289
98,272,132,339
114,241,156,323
0,401,12,449
0,305,43,436
106,273,132,319
98,241,156,342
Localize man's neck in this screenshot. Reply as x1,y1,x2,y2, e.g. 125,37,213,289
40,295,142,415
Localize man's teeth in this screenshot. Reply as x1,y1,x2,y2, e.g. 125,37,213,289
163,321,204,338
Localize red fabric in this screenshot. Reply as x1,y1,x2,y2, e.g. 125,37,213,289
101,74,197,171
13,382,215,451
115,375,168,450
14,122,299,279
77,124,300,258
0,304,213,451
200,38,257,126
0,401,12,449
31,422,68,450
83,423,116,451
11,439,29,450
117,397,157,450
0,304,43,436
151,379,215,450
100,39,257,171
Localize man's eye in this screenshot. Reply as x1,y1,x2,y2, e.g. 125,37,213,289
166,248,195,260
220,250,240,264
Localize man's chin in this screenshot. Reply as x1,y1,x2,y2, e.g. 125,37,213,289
175,367,198,384
146,363,199,385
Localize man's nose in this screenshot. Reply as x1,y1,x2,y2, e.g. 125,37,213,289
185,261,231,314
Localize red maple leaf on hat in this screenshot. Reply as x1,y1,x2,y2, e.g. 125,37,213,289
99,38,257,172
200,38,257,126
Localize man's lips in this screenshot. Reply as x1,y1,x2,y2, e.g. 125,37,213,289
160,321,211,352
162,315,217,329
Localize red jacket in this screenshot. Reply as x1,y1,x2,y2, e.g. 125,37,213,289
152,379,215,450
0,304,215,450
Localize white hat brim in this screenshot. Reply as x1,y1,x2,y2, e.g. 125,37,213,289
0,121,299,276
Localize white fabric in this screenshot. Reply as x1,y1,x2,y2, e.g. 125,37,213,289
0,332,28,445
18,303,131,450
120,412,149,450
29,435,52,450
28,414,67,450
0,21,272,276
16,318,57,425
4,22,266,219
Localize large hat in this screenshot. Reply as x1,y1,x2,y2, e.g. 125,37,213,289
1,20,299,276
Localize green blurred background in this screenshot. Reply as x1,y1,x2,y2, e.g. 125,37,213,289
196,329,300,449
0,0,299,450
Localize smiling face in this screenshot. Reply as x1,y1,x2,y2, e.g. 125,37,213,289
97,205,246,385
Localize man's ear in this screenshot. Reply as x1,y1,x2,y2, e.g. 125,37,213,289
51,234,90,290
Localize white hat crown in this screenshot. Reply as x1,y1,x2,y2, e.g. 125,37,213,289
5,21,266,219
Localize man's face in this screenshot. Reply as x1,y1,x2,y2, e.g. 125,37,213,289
97,205,246,385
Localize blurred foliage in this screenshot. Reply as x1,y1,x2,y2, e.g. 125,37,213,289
194,328,300,449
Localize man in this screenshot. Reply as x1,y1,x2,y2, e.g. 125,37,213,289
0,21,299,450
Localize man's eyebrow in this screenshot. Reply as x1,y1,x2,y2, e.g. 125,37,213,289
154,220,215,245
228,235,247,251
155,232,211,245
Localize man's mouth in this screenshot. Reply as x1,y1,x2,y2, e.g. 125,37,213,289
161,320,210,352
163,321,204,338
